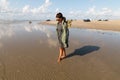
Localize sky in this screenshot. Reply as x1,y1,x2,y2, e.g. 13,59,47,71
0,0,120,20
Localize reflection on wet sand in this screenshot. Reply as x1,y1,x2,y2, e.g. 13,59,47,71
24,24,57,47
0,24,14,38
0,22,58,48
0,21,120,80
0,24,15,49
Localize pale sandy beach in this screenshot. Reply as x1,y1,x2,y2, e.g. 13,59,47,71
41,20,120,32
0,21,120,80
1,0,120,79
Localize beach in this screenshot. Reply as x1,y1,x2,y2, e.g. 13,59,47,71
0,21,120,80
41,20,120,32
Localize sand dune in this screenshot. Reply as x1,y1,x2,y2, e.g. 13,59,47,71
41,20,120,31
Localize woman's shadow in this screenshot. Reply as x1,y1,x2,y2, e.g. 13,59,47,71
65,45,100,59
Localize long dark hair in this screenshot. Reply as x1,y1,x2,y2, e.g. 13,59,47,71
56,12,66,22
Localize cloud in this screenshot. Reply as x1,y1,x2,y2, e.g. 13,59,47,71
99,8,112,15
68,10,82,19
0,0,9,12
22,0,52,14
0,0,19,20
87,7,113,19
0,0,52,20
113,10,120,16
22,5,30,13
37,0,52,13
20,0,52,20
66,6,119,20
86,6,96,15
0,0,120,20
55,8,60,13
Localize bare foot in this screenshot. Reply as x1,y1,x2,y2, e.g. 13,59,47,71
61,55,66,59
57,58,61,63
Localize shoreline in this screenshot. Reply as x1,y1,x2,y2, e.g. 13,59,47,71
40,20,120,32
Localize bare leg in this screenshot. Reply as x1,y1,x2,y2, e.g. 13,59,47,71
62,48,66,58
57,48,63,62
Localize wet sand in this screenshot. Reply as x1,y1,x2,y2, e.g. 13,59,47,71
0,21,120,80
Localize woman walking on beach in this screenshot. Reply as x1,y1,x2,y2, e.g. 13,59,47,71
56,12,69,62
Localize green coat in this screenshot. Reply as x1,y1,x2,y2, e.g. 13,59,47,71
56,21,69,48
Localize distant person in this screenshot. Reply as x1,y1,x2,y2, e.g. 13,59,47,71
56,12,69,62
29,21,32,24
